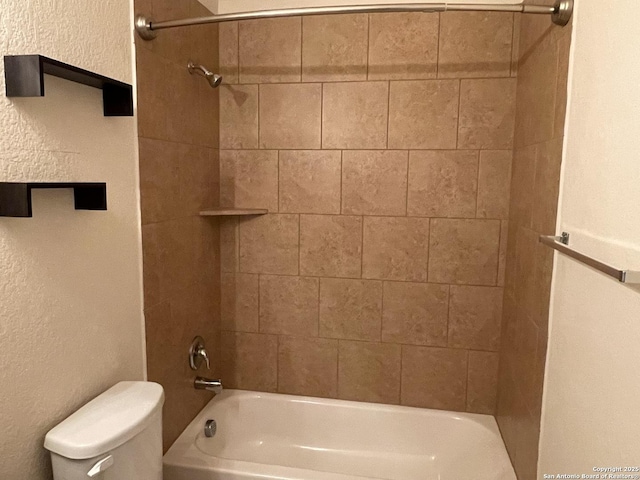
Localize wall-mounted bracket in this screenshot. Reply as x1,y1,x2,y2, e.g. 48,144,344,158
0,182,107,217
4,55,133,116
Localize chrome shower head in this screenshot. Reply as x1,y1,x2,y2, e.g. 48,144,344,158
187,61,222,88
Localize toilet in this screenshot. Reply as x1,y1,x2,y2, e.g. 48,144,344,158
44,381,164,479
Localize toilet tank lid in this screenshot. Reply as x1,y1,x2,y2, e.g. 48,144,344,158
44,381,164,459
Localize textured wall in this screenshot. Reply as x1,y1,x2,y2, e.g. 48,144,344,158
0,0,145,479
540,0,640,472
495,2,572,478
217,12,517,414
134,0,222,450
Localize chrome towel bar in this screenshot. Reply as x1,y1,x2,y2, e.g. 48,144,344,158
539,233,640,284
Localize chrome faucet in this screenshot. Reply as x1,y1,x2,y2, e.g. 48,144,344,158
195,377,223,394
189,336,210,370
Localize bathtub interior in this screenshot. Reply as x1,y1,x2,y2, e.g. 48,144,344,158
164,390,516,480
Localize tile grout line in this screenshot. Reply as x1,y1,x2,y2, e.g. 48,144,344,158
474,150,481,218
366,14,371,80
436,12,441,79
455,79,462,149
339,150,343,214
386,80,391,149
464,349,470,412
297,213,301,276
360,215,365,279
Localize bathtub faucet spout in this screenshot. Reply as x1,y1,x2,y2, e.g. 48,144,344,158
195,377,223,394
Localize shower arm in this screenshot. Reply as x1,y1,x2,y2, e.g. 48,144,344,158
136,0,573,41
188,61,213,80
187,61,222,88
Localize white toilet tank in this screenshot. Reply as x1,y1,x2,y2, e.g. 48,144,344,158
44,381,164,480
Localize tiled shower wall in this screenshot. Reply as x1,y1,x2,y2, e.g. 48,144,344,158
135,0,221,449
496,5,572,479
218,12,518,414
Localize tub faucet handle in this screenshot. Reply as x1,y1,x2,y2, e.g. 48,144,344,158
189,336,210,371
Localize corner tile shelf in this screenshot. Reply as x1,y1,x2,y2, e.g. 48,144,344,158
4,55,133,116
0,182,107,217
199,208,268,217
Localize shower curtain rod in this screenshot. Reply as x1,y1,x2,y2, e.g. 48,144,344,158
135,0,573,40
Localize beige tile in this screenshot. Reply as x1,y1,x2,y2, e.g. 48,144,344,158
239,214,299,275
382,282,449,347
260,275,319,336
220,150,278,211
278,336,338,397
220,332,278,391
510,13,521,77
363,217,430,282
448,286,503,351
300,215,362,278
221,272,259,332
148,1,191,66
319,279,383,342
368,13,439,80
467,351,499,414
169,281,217,349
322,82,389,149
532,138,563,235
189,2,219,77
342,150,408,215
429,219,501,285
239,17,302,83
144,303,173,383
401,346,468,410
138,138,181,225
178,144,218,216
407,150,479,218
219,85,258,149
219,21,239,84
477,150,512,219
196,79,220,149
164,62,200,145
259,83,322,149
388,80,459,149
142,219,198,307
438,12,514,78
514,33,559,147
220,218,239,273
554,32,572,139
510,145,537,230
136,47,169,141
498,221,508,287
338,341,401,404
302,14,368,81
458,79,516,150
279,150,341,214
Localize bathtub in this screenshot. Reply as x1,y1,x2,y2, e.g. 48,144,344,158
164,390,516,480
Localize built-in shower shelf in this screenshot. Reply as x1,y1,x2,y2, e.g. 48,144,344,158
199,208,268,217
3,55,133,116
0,182,107,217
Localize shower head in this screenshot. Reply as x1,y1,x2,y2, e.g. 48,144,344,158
187,61,222,88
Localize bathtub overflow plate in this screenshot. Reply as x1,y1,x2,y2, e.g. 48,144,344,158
204,419,217,437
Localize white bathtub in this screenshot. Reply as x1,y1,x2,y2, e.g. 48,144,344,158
164,390,516,480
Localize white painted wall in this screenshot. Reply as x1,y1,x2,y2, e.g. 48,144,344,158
539,0,640,474
0,1,145,478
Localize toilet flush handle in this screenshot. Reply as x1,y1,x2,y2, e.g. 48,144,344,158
87,455,114,477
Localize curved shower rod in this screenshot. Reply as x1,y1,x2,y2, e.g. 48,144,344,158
135,0,573,41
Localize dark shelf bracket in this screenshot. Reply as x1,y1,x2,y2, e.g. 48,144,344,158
0,182,107,217
4,55,133,116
